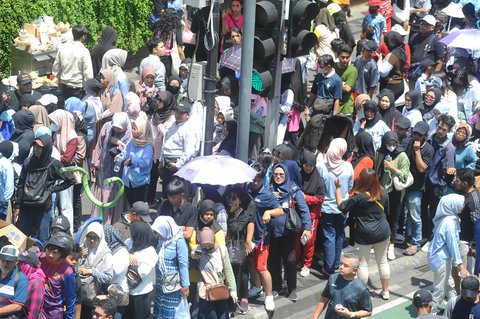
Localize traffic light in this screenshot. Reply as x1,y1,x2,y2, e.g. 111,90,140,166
253,0,281,95
287,0,319,58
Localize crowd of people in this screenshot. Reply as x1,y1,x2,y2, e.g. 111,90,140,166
2,0,480,318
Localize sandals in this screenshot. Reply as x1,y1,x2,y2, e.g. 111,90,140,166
403,245,418,256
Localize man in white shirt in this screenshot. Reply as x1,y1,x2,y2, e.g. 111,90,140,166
52,25,94,100
139,37,166,92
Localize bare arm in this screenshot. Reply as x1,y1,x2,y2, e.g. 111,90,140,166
182,226,194,240
312,297,328,319
332,99,340,116
415,149,428,173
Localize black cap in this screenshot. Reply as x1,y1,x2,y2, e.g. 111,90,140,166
46,233,74,252
130,201,152,223
17,73,32,85
462,276,479,299
420,59,437,69
395,116,411,129
18,250,39,267
363,40,378,52
413,121,430,135
51,216,71,232
175,99,192,114
413,289,433,307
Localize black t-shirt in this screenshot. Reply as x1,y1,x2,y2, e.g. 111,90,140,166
405,138,434,191
339,193,390,245
409,33,445,64
452,296,475,319
460,190,480,242
321,273,373,319
158,200,197,228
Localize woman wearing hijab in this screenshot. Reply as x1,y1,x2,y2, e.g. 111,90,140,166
0,110,15,142
148,91,176,205
91,26,118,76
378,31,406,100
319,138,354,276
377,88,403,130
29,104,50,132
335,168,391,299
219,75,239,106
126,92,147,122
197,227,237,319
374,132,410,261
453,123,478,170
92,112,131,223
10,109,35,164
402,90,423,128
99,68,123,121
102,48,129,108
166,75,183,98
117,117,154,206
78,222,113,319
15,134,75,243
124,222,157,319
267,162,312,301
354,100,391,151
422,87,444,122
132,66,158,109
216,120,237,157
427,194,468,314
82,78,103,120
103,224,129,316
152,216,190,319
313,7,338,59
296,151,325,278
349,132,375,182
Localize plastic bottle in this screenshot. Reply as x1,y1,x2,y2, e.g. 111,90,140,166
114,153,126,173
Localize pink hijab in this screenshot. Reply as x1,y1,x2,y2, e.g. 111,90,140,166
326,138,347,175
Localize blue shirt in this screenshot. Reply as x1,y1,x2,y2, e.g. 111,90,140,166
362,14,387,45
428,218,462,272
311,71,343,101
0,157,14,215
320,161,354,214
250,185,281,245
121,141,154,188
427,136,456,188
0,267,28,309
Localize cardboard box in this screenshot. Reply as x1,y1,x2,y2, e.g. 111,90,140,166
0,220,31,251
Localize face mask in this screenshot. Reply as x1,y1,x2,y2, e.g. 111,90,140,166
387,145,396,153
318,67,326,75
167,84,180,95
50,122,59,133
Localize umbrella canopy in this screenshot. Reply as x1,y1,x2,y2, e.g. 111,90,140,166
441,2,464,18
174,155,258,186
219,45,242,72
439,29,480,50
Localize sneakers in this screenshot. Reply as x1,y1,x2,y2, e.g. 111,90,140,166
237,298,249,314
288,289,298,302
247,286,262,298
300,266,310,277
381,290,390,300
265,295,275,312
387,244,396,261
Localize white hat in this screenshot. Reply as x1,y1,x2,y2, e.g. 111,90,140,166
391,24,408,36
420,15,437,26
37,94,58,106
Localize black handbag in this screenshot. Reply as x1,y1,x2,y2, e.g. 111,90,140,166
285,194,302,232
226,230,246,265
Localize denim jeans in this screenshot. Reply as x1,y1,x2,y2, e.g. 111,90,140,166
198,298,229,319
405,190,423,246
322,213,345,273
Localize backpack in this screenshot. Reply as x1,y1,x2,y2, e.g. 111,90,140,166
297,114,327,152
21,160,53,207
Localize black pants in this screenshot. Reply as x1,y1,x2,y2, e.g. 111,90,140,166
269,234,297,293
160,55,173,79
422,182,441,240
184,44,196,59
380,81,405,101
388,189,402,244
248,132,263,161
125,185,148,207
73,184,82,232
80,304,94,319
147,160,160,203
61,84,84,100
123,293,152,319
161,163,177,199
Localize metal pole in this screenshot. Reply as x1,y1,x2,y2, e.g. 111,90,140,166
203,1,220,156
236,0,255,162
265,0,285,149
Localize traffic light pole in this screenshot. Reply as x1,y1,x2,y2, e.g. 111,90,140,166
265,0,285,149
203,1,220,156
236,0,255,162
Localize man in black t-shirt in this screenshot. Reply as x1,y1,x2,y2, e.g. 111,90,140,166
403,121,434,256
312,254,372,319
445,276,478,319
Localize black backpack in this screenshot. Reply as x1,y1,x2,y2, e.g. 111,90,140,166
21,160,53,207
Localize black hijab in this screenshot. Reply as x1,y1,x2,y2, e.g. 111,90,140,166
300,151,325,197
384,31,407,66
364,100,382,128
351,132,375,168
375,131,405,179
423,87,443,121
30,134,53,168
166,75,182,97
218,120,237,157
405,90,423,113
11,110,35,165
378,89,402,129
152,91,176,126
197,199,222,233
91,26,118,75
130,222,156,253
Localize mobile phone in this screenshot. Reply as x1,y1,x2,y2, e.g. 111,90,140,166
301,234,308,245
357,108,365,122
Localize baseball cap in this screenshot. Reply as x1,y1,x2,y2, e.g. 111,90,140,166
391,24,408,36
327,3,342,15
37,94,58,107
461,276,479,299
413,121,430,135
419,59,437,69
51,216,71,232
176,99,192,114
18,250,39,267
395,116,411,129
412,289,433,307
420,15,437,26
363,40,378,52
424,76,442,89
17,73,32,85
33,138,44,147
130,201,152,223
0,245,19,262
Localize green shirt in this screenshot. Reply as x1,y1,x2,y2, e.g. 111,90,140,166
334,64,358,115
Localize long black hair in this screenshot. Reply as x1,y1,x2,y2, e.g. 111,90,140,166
155,8,181,40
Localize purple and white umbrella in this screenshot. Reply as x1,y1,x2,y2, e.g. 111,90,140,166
439,29,480,50
174,155,258,186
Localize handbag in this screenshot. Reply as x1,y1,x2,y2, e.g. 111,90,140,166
126,265,142,290
226,230,245,265
79,250,108,305
393,171,414,191
171,36,182,77
162,271,182,293
285,194,302,232
200,247,230,301
182,20,196,45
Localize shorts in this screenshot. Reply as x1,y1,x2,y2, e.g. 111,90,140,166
252,244,270,272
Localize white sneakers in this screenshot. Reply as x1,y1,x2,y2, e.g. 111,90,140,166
381,290,390,300
300,267,310,277
387,244,396,261
265,295,275,312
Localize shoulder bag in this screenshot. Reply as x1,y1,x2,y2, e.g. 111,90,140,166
79,250,109,305
201,247,230,301
285,191,302,232
161,241,182,294
226,229,246,265
393,171,414,191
